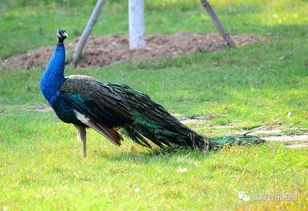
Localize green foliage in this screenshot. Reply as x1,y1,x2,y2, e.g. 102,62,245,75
0,0,307,210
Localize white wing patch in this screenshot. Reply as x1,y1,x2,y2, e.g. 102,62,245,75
73,110,120,146
74,110,90,124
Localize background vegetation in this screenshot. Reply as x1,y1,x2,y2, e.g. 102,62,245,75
0,0,307,210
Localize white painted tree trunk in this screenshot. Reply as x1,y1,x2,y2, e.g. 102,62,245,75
129,0,147,49
71,0,106,67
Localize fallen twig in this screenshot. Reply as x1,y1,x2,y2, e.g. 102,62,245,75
242,126,267,136
279,52,294,60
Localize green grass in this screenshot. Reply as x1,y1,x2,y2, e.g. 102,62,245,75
0,0,307,210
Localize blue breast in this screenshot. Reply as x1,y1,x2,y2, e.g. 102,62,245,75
51,96,81,125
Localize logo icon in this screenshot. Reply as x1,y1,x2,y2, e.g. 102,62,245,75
238,191,250,201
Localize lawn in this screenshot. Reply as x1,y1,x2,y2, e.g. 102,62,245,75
0,0,307,210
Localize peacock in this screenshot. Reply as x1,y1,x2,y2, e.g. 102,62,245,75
40,29,264,157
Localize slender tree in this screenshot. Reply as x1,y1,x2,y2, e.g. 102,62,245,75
200,0,235,48
72,0,106,67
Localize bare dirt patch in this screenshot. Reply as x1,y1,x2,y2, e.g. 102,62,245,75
263,135,308,142
0,109,10,115
285,143,308,148
3,32,264,70
21,104,52,112
178,116,308,147
180,114,216,124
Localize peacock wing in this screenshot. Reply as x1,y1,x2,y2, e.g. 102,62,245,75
59,75,134,146
106,82,204,148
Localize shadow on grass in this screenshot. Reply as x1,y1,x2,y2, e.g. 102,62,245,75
102,147,214,164
101,135,267,164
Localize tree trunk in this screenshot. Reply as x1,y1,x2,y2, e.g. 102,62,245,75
71,0,106,67
129,0,147,49
200,0,236,48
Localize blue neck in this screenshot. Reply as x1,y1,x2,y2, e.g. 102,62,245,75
40,43,66,104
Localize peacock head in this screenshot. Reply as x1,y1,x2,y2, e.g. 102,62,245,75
57,29,68,43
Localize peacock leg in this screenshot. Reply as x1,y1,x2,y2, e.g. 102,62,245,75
74,125,87,157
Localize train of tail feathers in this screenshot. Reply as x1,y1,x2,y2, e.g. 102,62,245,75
40,29,265,157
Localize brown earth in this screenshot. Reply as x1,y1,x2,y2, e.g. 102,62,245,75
3,32,264,70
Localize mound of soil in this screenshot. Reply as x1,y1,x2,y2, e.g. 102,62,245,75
3,32,264,70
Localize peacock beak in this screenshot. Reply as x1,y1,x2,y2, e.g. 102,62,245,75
63,32,68,38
